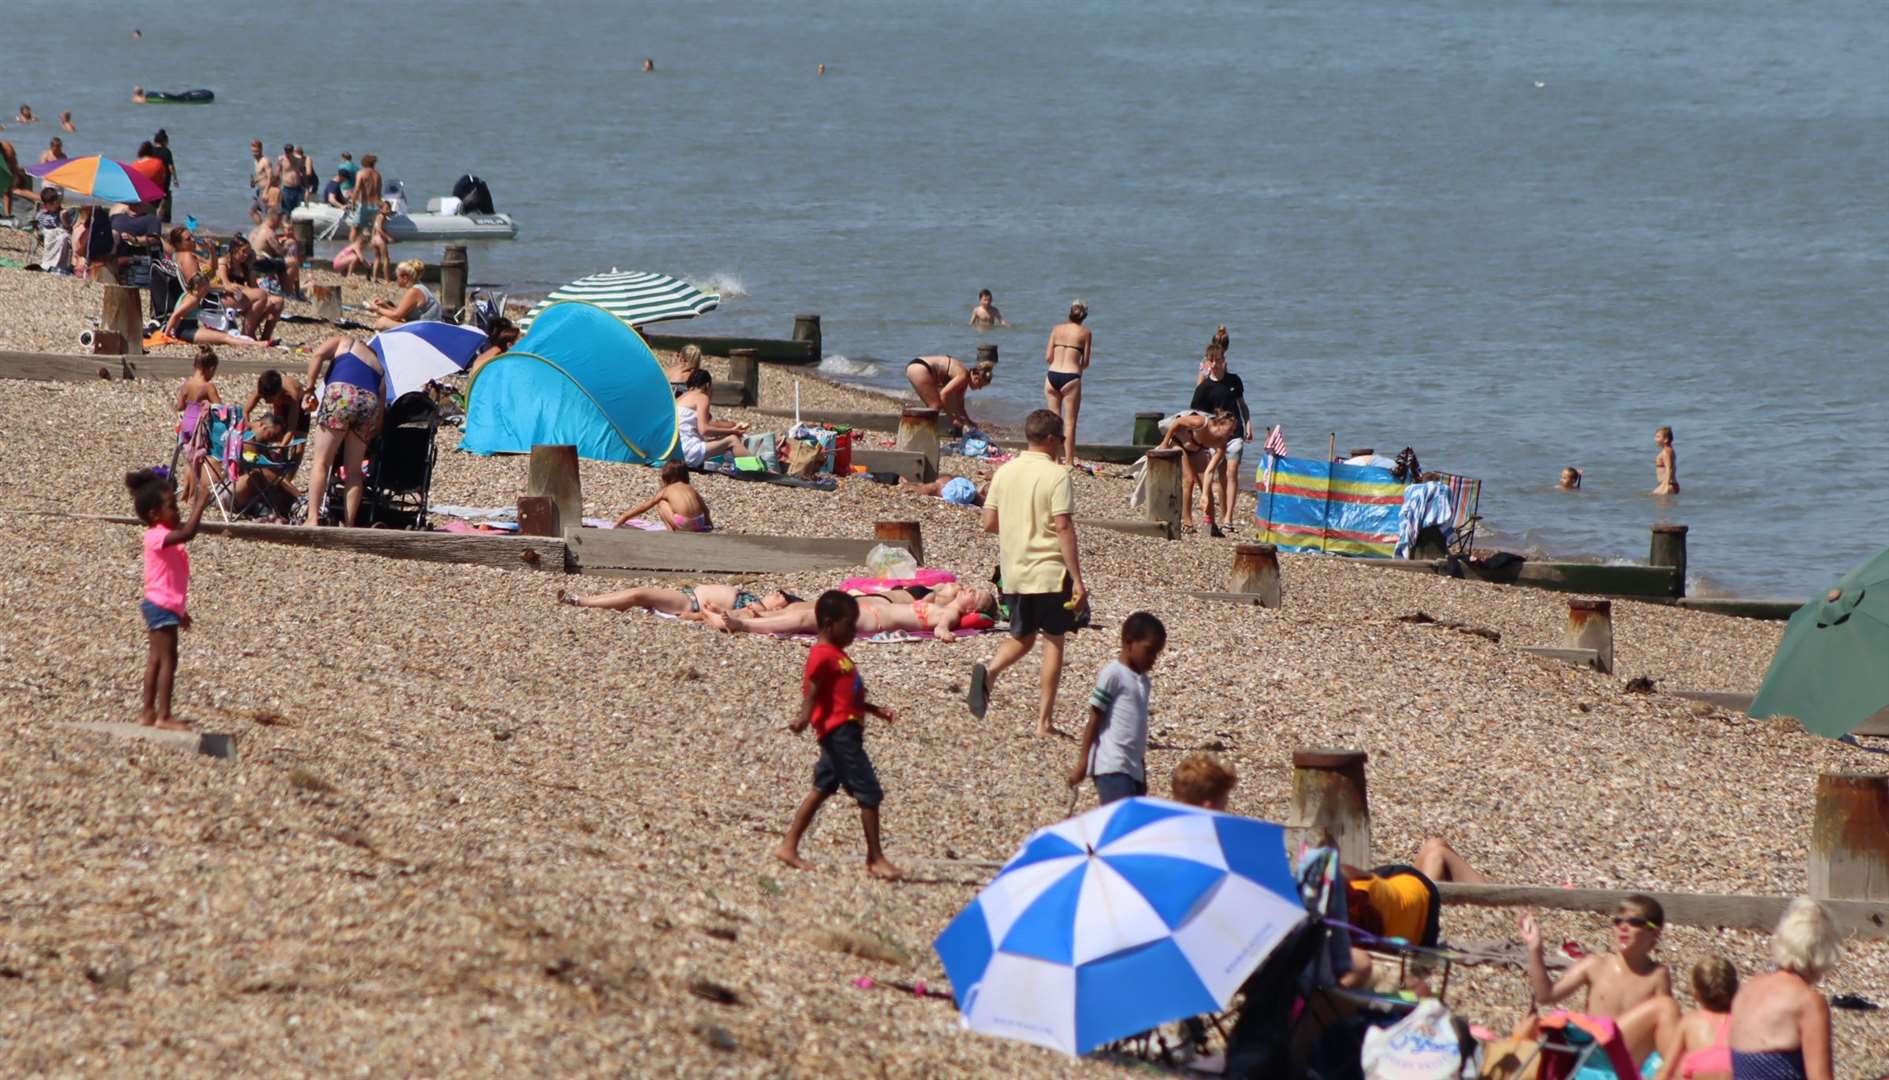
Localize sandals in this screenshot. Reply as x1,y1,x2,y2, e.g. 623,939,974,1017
967,662,990,720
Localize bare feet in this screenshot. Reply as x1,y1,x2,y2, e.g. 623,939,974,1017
153,716,192,732
138,709,158,728
1037,722,1060,738
865,857,904,881
556,588,578,606
774,846,814,871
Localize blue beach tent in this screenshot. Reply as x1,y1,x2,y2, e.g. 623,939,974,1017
461,301,678,464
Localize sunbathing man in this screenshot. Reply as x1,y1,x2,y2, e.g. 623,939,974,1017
898,473,987,506
1520,895,1681,1075
706,587,997,641
558,583,802,621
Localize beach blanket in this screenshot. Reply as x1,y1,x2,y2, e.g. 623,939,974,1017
837,570,958,593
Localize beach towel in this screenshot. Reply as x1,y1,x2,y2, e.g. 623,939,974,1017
645,609,992,643
836,570,958,593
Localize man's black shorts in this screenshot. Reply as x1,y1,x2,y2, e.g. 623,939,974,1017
813,722,883,809
1005,586,1074,639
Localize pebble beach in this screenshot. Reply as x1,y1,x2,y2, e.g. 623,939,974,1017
3,231,1889,1076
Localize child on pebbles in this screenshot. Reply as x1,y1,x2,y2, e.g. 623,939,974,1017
1066,611,1167,804
775,591,903,880
126,468,209,730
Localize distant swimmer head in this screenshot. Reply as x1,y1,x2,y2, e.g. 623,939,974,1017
1067,300,1087,324
1559,467,1583,490
643,58,655,72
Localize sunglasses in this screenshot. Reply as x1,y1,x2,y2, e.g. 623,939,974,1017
1612,915,1659,930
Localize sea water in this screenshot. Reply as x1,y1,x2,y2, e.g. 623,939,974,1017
14,0,1888,596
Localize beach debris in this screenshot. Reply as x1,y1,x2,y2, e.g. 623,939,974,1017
1396,611,1500,643
286,767,337,795
688,977,741,1006
85,964,132,992
1624,676,1656,694
694,1022,737,1053
810,927,908,967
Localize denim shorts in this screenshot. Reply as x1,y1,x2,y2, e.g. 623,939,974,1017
813,722,883,809
141,599,182,631
1093,772,1147,805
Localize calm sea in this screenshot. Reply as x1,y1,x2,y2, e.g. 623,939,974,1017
13,0,1888,597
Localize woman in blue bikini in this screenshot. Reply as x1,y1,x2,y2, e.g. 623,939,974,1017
303,333,388,526
1727,898,1839,1080
1043,300,1090,465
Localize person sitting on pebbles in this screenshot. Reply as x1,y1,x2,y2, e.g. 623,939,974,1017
614,461,712,532
559,582,801,620
705,586,998,641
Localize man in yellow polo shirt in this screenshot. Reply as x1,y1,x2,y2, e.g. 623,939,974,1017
968,409,1089,736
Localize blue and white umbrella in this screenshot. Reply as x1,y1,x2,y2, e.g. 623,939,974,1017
369,321,491,401
933,798,1307,1057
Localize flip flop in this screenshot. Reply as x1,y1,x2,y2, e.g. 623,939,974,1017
967,662,989,720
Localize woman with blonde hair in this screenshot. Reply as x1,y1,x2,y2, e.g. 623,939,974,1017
1042,299,1090,464
1726,898,1840,1080
667,343,704,395
370,259,443,328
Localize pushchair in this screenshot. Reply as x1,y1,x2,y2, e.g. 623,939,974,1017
318,392,442,528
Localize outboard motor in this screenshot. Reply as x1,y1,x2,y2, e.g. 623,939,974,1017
451,174,495,215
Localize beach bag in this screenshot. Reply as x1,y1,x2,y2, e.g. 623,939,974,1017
1361,999,1478,1080
743,431,781,472
785,437,826,479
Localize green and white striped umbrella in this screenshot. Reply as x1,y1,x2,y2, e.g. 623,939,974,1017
519,269,720,332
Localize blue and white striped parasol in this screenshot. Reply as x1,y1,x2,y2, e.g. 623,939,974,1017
933,797,1308,1057
368,321,491,401
519,269,720,333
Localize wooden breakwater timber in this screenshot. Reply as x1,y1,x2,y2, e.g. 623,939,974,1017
643,314,822,367
1189,542,1283,607
1288,748,1889,939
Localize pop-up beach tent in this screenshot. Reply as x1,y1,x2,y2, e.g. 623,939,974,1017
461,301,678,464
1253,453,1403,558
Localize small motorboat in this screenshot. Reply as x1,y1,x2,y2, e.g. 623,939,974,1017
291,202,518,242
134,88,214,104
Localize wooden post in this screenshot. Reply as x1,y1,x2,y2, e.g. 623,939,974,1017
1132,411,1164,447
292,218,315,262
1142,447,1183,535
516,495,559,537
792,313,822,362
1287,749,1371,868
1563,598,1614,674
1810,773,1889,901
874,521,924,567
1651,525,1688,598
101,284,144,357
311,284,343,321
896,407,940,474
439,244,469,318
526,445,583,538
1229,543,1282,608
727,348,761,407
976,343,998,368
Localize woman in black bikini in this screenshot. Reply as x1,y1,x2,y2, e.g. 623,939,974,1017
904,354,991,432
1043,300,1091,464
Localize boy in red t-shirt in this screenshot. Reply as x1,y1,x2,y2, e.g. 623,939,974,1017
776,591,903,880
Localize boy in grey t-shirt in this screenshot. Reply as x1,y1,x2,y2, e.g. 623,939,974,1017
1067,612,1167,804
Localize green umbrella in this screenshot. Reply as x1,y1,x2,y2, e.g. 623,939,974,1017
1749,547,1889,738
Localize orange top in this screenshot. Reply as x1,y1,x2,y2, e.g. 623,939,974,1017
1348,872,1431,942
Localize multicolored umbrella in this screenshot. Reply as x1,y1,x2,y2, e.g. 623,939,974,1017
1749,546,1889,738
518,269,719,333
25,155,166,203
933,797,1308,1057
369,321,491,401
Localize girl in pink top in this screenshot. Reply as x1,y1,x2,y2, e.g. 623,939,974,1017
126,468,208,730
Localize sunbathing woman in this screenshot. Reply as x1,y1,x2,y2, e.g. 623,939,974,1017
706,586,996,641
558,583,801,621
615,461,712,531
898,474,986,506
1157,410,1239,534
162,274,255,349
904,354,992,432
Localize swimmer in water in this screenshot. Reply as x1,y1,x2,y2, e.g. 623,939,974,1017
817,63,827,76
14,105,36,125
131,86,147,104
1651,426,1678,496
59,111,73,133
970,288,1007,329
642,58,655,73
1559,466,1582,491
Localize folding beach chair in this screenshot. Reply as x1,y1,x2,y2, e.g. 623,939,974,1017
233,434,307,520
1435,472,1482,556
170,402,245,520
1483,1012,1637,1080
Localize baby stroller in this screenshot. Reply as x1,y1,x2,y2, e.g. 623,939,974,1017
1217,849,1477,1080
325,391,440,529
